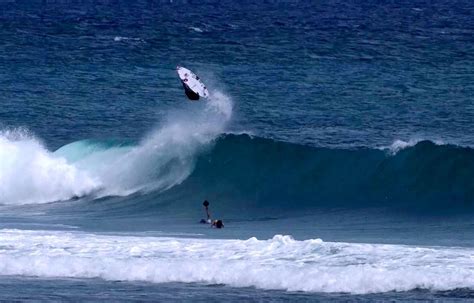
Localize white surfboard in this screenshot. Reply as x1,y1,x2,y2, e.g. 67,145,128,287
176,66,209,100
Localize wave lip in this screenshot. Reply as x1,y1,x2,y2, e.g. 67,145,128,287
0,130,100,205
64,90,234,198
381,138,446,155
171,135,474,212
0,88,233,205
1,229,474,294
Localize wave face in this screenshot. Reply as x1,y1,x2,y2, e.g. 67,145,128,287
2,121,473,211
2,130,473,211
0,92,232,205
1,229,474,294
169,135,474,212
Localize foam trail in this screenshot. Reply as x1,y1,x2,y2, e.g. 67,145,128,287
0,130,100,205
1,229,474,294
0,90,233,204
70,91,233,197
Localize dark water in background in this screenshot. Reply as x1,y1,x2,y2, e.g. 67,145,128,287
2,0,473,149
1,0,474,301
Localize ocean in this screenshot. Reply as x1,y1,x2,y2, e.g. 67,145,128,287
1,0,474,301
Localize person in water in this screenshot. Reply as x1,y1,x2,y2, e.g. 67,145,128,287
212,219,224,229
201,200,224,228
203,200,211,223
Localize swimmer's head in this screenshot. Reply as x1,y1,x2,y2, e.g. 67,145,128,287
213,220,224,229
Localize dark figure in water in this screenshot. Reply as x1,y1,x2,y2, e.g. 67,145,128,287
212,220,224,229
200,200,224,228
203,200,210,222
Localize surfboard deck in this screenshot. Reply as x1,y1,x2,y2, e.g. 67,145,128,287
176,66,209,100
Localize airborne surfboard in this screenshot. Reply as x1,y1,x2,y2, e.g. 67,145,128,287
176,66,209,101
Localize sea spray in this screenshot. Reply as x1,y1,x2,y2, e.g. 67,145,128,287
97,90,233,196
0,91,233,204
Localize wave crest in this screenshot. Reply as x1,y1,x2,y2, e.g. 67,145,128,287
0,130,100,205
0,91,233,205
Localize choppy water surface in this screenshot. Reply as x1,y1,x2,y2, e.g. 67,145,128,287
0,1,473,301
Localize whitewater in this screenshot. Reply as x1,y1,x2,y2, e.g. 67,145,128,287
1,86,474,297
1,229,474,294
0,91,232,205
1,1,474,300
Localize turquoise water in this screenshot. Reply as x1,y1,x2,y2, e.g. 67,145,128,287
1,1,474,301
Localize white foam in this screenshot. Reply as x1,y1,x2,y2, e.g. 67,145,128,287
72,91,233,197
382,138,445,155
113,36,144,42
385,139,421,154
0,130,101,205
1,229,474,294
189,27,204,33
0,89,233,204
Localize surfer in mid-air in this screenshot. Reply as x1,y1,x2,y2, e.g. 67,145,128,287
176,66,209,101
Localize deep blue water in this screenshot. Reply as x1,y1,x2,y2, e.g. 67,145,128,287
1,0,474,301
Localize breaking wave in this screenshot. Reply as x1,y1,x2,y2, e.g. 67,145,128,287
168,135,474,212
0,91,232,205
0,129,100,205
1,102,473,211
